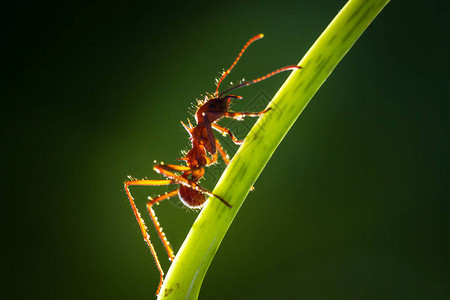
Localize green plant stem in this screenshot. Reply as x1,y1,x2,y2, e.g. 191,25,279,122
158,0,390,298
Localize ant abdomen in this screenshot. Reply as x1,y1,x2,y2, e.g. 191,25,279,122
178,185,206,208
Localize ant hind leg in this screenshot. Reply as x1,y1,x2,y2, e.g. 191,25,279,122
124,178,176,295
147,189,180,262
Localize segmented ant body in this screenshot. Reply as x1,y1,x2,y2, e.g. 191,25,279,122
124,34,300,294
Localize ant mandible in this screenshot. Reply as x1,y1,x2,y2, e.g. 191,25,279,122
124,33,301,295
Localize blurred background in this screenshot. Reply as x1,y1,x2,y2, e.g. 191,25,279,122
3,0,449,299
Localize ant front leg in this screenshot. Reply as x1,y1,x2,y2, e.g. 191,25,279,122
124,178,178,295
203,108,270,151
212,123,244,145
221,107,271,121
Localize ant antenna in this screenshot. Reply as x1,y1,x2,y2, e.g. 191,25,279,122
218,65,301,97
215,34,264,96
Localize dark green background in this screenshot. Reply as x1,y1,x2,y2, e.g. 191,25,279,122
4,0,449,299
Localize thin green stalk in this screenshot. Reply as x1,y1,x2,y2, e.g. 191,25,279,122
158,0,390,298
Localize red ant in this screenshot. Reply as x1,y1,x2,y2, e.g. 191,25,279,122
124,33,300,294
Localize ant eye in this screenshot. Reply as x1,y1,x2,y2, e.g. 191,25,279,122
209,103,216,109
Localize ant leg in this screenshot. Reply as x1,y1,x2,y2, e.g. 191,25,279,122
203,108,270,130
202,114,218,155
215,139,255,191
124,178,176,295
212,123,244,145
155,164,191,172
146,189,179,262
205,147,219,166
146,189,180,295
154,165,214,196
215,139,230,165
154,165,232,208
221,108,271,120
